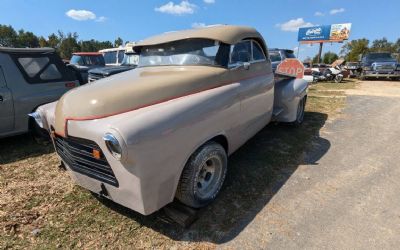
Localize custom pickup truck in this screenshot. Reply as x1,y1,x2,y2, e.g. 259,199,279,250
360,52,400,80
32,25,308,215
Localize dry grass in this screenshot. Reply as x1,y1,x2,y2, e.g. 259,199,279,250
0,81,356,249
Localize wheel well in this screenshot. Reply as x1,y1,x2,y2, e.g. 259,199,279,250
208,135,229,154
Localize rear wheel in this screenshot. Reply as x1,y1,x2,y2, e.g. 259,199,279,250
176,142,227,208
292,96,307,126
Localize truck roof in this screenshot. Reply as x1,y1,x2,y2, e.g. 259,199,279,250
134,25,264,47
73,52,103,56
99,47,126,53
0,47,55,53
269,48,295,54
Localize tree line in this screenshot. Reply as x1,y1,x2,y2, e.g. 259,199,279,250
0,24,125,59
340,38,400,62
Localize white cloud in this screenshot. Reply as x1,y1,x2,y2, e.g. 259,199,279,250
330,8,345,15
192,22,206,28
276,18,315,32
66,9,96,21
203,0,215,3
155,1,197,15
314,11,324,17
95,16,107,22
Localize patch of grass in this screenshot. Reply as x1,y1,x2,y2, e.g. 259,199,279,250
0,82,356,249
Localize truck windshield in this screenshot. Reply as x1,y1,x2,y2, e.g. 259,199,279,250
366,53,395,60
137,39,228,67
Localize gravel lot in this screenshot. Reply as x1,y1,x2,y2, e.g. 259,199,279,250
223,80,400,249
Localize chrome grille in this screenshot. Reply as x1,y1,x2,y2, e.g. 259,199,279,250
54,135,118,187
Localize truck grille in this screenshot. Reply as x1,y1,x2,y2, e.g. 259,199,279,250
373,64,395,71
54,135,119,187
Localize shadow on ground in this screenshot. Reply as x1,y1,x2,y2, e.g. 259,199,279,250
95,111,330,244
0,134,53,165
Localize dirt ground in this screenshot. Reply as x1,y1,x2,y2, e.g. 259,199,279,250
222,80,400,249
5,79,398,249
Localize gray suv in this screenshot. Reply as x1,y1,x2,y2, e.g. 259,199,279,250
0,47,79,138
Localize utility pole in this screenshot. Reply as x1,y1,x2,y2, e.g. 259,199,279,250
317,42,323,63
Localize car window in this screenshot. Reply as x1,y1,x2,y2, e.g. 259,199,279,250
285,51,296,59
0,67,6,87
40,64,62,80
18,57,50,77
252,41,266,61
104,51,117,64
229,40,251,66
11,53,77,84
118,50,125,64
269,51,282,62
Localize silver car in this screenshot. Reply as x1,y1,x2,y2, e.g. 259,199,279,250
0,47,79,138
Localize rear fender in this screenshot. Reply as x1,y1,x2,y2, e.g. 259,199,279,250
273,77,308,122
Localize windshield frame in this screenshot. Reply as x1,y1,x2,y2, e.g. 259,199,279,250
136,38,230,68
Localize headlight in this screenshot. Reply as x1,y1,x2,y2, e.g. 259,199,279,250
28,112,43,128
363,66,372,71
103,133,122,160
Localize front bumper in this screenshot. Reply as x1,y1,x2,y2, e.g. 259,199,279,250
363,70,400,78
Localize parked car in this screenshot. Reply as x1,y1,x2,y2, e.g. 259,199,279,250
68,52,105,84
0,47,79,139
268,48,296,71
99,47,126,66
33,25,308,215
88,51,138,82
360,52,400,80
344,61,361,78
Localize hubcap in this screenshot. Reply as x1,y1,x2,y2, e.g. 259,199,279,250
195,156,223,199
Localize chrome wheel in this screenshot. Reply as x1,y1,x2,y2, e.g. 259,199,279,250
194,156,224,200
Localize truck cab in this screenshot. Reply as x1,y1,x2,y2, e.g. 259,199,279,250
0,47,79,138
99,47,126,66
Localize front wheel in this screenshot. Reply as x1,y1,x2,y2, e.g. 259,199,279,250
176,142,227,208
335,75,343,83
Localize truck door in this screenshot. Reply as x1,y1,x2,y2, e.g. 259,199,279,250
0,66,14,134
229,40,274,139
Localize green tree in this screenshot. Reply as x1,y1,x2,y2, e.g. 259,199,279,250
340,38,370,61
322,52,339,64
58,32,80,59
0,24,18,47
47,33,60,48
17,29,39,47
114,37,123,47
370,37,396,53
38,36,48,47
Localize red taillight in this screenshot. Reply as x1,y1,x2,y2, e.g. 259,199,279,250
65,82,76,88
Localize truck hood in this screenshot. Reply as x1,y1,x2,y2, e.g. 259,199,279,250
89,65,136,76
54,66,229,135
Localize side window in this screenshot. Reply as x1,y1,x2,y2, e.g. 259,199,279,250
117,50,125,64
0,67,6,87
252,41,266,61
40,64,62,80
18,57,49,77
103,51,117,64
12,54,72,84
229,40,251,66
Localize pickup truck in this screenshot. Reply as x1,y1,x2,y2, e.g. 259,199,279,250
32,25,308,215
68,52,106,84
360,52,400,80
0,47,79,139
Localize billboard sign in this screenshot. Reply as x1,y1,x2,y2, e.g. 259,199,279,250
298,23,351,43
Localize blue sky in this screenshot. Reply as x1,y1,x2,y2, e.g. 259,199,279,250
1,0,399,60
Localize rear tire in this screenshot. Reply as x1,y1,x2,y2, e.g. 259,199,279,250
176,142,227,208
292,96,307,126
